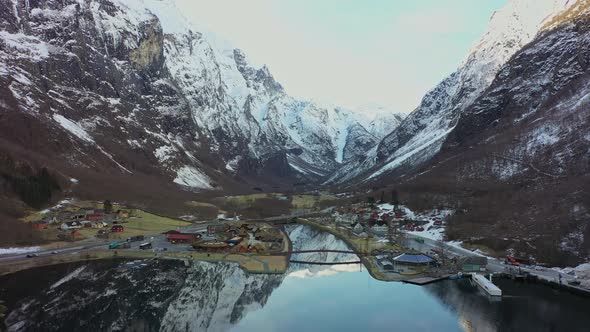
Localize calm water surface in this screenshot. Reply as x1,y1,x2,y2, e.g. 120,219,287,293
0,227,588,331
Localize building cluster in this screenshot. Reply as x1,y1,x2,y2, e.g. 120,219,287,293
31,203,132,240
189,223,284,254
330,203,447,240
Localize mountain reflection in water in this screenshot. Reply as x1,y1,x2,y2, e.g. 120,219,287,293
0,225,589,332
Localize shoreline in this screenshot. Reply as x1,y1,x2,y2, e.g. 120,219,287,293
0,249,289,276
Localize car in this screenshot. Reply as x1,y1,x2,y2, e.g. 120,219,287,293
534,266,545,271
51,251,59,254
26,253,38,258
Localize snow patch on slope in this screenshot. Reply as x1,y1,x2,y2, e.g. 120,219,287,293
53,114,94,143
173,166,212,190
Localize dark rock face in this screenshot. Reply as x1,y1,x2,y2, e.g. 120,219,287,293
1,260,284,332
403,9,590,264
3,260,188,331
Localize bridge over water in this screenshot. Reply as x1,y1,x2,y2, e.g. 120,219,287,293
286,249,369,265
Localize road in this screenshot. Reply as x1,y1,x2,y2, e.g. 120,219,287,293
0,217,261,266
0,241,109,264
406,233,577,284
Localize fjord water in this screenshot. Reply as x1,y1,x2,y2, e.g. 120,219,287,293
1,226,589,331
232,268,590,332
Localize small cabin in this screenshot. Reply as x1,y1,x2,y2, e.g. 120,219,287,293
111,225,124,233
31,221,49,229
87,214,104,221
61,221,83,230
461,256,488,272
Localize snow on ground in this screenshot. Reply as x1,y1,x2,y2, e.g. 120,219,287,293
407,220,445,241
0,31,50,61
154,145,175,163
39,198,73,215
0,246,41,256
406,209,454,241
53,114,94,143
552,263,590,288
374,203,454,242
173,166,212,190
50,266,86,289
368,123,456,180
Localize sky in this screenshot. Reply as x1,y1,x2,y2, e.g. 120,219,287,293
175,0,508,114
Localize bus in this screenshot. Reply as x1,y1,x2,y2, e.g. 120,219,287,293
109,241,130,249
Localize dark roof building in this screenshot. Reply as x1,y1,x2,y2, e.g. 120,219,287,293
393,253,435,265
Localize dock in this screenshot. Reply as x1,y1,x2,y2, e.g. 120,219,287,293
472,273,502,296
403,275,450,285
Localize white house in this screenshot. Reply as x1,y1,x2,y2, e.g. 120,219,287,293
60,221,82,230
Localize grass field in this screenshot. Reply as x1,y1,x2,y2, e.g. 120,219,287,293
22,200,191,242
291,194,334,209
78,209,191,240
215,193,336,210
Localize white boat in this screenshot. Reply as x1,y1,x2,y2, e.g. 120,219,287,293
472,273,502,297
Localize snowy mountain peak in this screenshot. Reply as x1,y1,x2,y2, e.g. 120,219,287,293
327,0,579,185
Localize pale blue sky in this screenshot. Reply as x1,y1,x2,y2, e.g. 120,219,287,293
176,0,508,113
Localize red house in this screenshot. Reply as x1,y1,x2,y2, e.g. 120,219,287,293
164,231,201,243
87,214,104,221
111,225,124,233
31,221,48,229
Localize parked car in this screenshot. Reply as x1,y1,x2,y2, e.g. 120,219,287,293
26,253,38,258
139,242,152,250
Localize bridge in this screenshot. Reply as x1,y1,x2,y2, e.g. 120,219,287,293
289,260,362,265
287,249,368,256
286,249,369,265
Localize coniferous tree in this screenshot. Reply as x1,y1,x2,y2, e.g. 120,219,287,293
391,190,399,206
104,200,113,214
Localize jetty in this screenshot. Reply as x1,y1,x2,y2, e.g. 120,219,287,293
472,273,502,296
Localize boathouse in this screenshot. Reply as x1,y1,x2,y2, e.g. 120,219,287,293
461,256,488,272
392,253,435,273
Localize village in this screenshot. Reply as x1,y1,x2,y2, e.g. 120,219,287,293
8,194,589,297
297,201,483,283
11,199,291,275
12,197,491,282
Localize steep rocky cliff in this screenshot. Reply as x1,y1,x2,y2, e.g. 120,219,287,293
0,0,394,205
325,0,575,185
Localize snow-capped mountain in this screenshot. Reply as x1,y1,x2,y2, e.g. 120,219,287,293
436,0,590,263
0,0,401,194
325,0,575,185
349,104,406,140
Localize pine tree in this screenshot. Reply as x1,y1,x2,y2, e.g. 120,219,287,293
391,189,399,206
104,200,113,214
